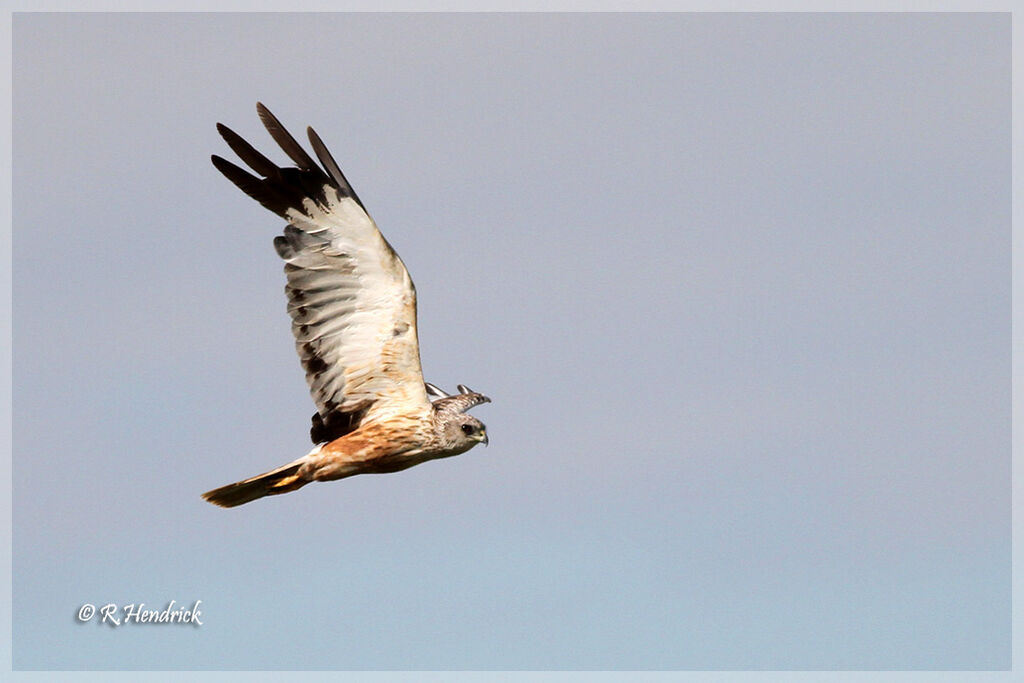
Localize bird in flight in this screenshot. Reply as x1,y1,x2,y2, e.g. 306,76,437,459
202,103,490,508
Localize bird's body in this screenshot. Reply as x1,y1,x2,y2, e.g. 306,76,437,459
202,104,489,508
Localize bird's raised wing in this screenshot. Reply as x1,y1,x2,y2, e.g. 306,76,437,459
424,383,492,415
212,103,430,443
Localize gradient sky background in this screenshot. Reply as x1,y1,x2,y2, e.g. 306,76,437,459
11,12,1009,671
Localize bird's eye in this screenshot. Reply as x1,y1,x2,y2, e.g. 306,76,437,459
461,424,474,435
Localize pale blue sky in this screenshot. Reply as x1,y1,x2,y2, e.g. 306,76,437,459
10,11,1010,673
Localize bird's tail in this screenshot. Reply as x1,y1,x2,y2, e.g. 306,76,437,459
202,459,307,508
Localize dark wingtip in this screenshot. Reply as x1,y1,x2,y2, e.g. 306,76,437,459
255,102,318,171
214,104,357,220
217,121,279,177
307,125,366,211
210,153,240,176
211,153,293,218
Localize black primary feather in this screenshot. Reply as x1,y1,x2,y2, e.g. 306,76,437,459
256,102,319,171
307,126,365,211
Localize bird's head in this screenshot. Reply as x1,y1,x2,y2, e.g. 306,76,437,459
448,413,487,450
439,413,488,454
430,385,491,454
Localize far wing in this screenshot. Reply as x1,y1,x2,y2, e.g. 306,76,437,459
212,103,430,442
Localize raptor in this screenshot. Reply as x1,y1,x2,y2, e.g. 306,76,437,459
202,104,490,508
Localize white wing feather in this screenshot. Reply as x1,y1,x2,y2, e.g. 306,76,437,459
278,191,429,420
212,105,430,442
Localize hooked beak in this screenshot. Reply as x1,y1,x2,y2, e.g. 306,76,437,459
479,429,489,447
